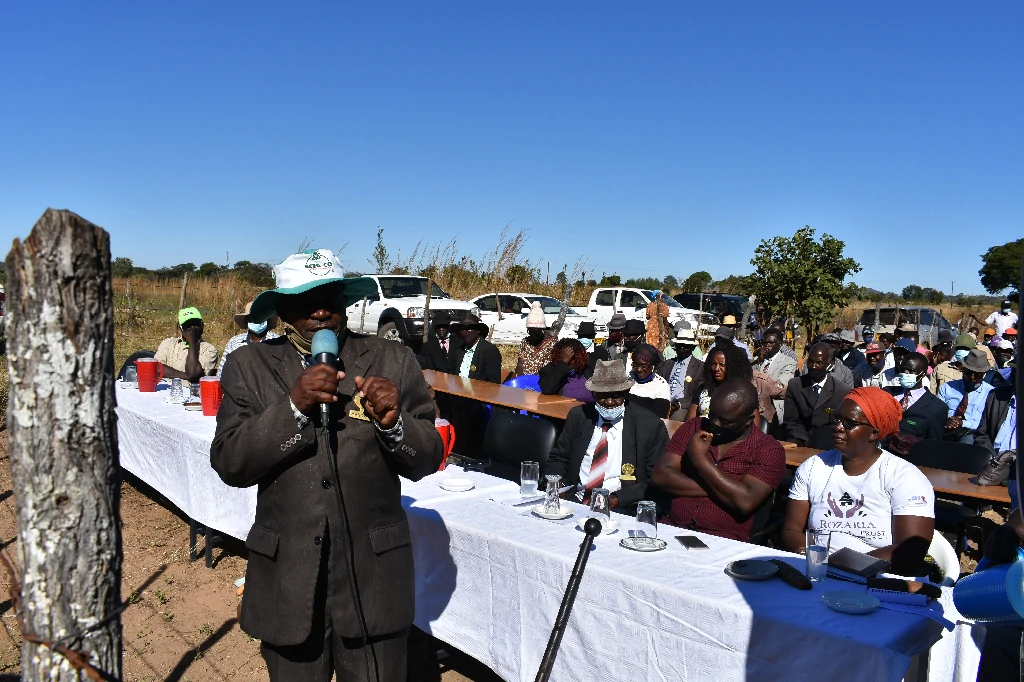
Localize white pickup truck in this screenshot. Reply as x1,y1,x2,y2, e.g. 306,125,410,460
585,287,715,336
344,275,479,344
469,292,604,345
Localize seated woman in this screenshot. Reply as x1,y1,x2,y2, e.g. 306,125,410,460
628,344,672,417
781,387,935,575
539,338,594,403
687,343,752,420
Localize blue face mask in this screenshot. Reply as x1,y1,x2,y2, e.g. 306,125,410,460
953,349,970,362
1002,308,1012,315
863,334,874,344
248,321,269,335
578,338,593,349
595,403,625,422
898,372,920,389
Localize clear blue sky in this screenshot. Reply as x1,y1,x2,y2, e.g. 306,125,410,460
2,2,1021,295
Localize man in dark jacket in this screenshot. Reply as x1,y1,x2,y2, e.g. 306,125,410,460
447,313,502,383
883,352,949,447
210,249,442,681
838,329,866,371
782,343,851,447
546,360,669,515
419,311,461,372
657,324,704,421
975,362,1017,457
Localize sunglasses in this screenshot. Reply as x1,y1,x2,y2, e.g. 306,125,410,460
829,414,874,431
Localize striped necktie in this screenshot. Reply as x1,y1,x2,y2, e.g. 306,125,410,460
582,424,612,505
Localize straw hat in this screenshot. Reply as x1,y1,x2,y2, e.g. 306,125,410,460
234,301,278,330
525,301,548,329
585,360,634,394
721,314,738,326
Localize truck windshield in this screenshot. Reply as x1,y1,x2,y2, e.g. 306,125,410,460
643,291,682,307
377,277,449,298
524,296,564,314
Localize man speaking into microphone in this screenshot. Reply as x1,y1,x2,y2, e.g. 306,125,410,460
211,249,442,680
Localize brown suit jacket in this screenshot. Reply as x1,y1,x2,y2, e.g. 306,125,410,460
210,333,442,646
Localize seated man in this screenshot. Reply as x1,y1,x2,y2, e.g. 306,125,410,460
799,334,855,388
975,359,1017,459
218,301,279,375
930,334,976,394
154,307,219,383
852,343,898,388
547,360,669,515
838,329,866,370
937,349,994,444
882,352,948,449
447,313,502,382
708,324,753,361
753,327,798,423
657,324,704,421
784,343,851,447
652,379,785,542
419,312,461,372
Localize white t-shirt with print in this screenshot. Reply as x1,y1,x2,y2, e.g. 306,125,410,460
789,449,934,553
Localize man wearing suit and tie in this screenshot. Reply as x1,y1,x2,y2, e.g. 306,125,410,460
782,342,851,447
546,360,669,514
446,313,503,383
211,249,442,680
754,328,799,424
883,352,948,445
418,312,461,372
657,323,705,421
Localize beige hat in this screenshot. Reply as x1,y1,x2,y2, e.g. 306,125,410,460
722,314,738,326
235,301,279,330
525,301,548,329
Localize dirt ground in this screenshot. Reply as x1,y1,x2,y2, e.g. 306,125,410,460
0,432,500,681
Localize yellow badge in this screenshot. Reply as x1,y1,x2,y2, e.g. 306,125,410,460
684,376,692,383
348,394,371,421
471,365,477,372
620,463,636,481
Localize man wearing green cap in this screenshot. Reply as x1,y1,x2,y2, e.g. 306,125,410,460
930,333,976,395
211,249,441,681
153,307,220,383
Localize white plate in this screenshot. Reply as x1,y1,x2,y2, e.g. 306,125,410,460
822,590,880,614
439,478,475,492
619,537,668,552
531,505,574,520
575,517,620,534
725,560,779,581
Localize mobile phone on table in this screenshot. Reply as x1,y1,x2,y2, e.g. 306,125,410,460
675,535,709,550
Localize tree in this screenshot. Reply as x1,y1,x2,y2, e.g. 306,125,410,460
369,227,392,273
901,285,924,302
680,270,713,293
921,287,946,305
663,274,678,288
711,274,755,295
111,256,134,278
624,276,662,290
198,261,222,278
979,238,1023,295
506,263,535,286
749,226,862,339
598,274,621,286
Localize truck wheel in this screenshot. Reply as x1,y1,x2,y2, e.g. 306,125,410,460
378,321,403,343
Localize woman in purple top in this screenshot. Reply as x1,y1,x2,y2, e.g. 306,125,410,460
539,338,594,403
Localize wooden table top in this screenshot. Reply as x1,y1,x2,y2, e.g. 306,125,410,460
423,370,1010,505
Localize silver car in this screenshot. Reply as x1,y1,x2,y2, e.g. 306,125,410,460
854,306,955,346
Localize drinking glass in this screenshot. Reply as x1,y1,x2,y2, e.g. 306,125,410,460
520,461,540,497
186,383,201,406
636,501,658,540
543,475,562,515
805,529,831,582
589,488,611,523
169,378,184,403
123,366,138,388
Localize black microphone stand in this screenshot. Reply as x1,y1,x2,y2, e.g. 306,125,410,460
534,518,602,682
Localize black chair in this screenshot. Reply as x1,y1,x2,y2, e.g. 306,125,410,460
807,425,836,451
749,470,793,547
629,396,672,419
481,408,558,484
117,350,155,380
903,440,994,556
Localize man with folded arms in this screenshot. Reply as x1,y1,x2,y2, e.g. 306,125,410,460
652,379,785,542
154,307,220,383
547,360,668,515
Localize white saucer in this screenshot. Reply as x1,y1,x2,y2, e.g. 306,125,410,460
576,517,620,534
531,505,573,520
439,477,475,492
822,590,880,614
725,560,779,581
619,537,668,552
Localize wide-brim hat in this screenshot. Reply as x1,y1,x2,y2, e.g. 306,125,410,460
431,311,454,328
585,360,634,393
250,249,368,324
623,319,646,336
937,329,955,344
234,301,280,330
607,313,628,331
715,325,735,340
576,321,597,339
839,329,856,343
961,348,992,373
673,325,697,344
721,315,738,326
450,313,490,335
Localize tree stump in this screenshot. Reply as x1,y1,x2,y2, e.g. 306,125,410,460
5,209,122,680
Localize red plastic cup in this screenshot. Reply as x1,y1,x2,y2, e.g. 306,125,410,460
199,377,223,416
136,358,164,392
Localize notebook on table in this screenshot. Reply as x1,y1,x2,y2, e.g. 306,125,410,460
826,547,891,584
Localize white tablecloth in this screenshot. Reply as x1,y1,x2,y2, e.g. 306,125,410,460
112,383,981,680
115,382,258,540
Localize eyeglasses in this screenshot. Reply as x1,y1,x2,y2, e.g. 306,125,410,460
829,414,874,431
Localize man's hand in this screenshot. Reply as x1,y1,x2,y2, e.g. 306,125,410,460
291,366,345,414
945,415,964,430
182,326,201,348
355,375,400,428
687,429,713,463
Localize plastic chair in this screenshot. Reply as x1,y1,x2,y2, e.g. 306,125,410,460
434,419,456,471
481,409,558,484
503,374,542,393
927,530,961,587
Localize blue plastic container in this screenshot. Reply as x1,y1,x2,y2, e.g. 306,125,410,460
503,374,542,392
953,548,1024,625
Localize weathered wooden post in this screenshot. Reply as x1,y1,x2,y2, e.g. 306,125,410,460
5,209,122,680
421,278,433,345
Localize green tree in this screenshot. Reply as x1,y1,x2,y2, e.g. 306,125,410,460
663,274,678,288
749,226,862,339
680,270,713,293
901,285,924,302
197,262,222,278
979,238,1024,295
624,277,662,290
111,257,134,278
505,263,535,286
369,227,391,273
711,274,755,295
598,274,621,286
921,287,946,305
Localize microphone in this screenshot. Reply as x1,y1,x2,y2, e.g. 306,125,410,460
311,329,340,426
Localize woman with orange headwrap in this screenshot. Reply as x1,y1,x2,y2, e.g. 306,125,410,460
782,387,936,574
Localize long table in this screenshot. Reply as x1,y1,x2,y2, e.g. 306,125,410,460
424,372,1010,505
115,382,977,681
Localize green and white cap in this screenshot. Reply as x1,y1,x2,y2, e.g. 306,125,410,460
250,249,351,324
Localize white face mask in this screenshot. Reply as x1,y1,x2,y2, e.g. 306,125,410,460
248,321,269,335
897,372,921,389
595,403,625,422
1003,308,1012,315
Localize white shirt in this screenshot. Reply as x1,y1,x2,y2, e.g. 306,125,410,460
863,367,900,389
986,311,1019,338
790,449,934,553
883,351,896,372
577,414,625,496
892,386,928,410
629,373,671,401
